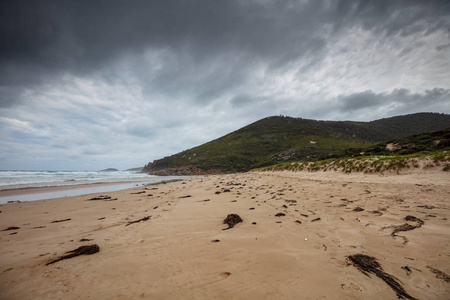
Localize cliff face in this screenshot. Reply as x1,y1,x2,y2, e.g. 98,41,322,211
143,161,226,176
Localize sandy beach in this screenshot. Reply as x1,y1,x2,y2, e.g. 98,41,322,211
0,169,449,299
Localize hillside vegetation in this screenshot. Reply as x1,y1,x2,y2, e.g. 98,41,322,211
143,113,450,175
259,129,450,173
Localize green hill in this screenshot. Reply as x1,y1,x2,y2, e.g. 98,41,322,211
143,113,450,175
260,128,450,173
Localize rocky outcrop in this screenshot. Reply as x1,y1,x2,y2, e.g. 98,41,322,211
143,161,225,176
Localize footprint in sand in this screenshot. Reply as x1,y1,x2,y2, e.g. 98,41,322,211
341,282,361,291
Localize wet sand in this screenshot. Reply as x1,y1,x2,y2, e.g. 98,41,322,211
0,178,184,204
0,169,449,299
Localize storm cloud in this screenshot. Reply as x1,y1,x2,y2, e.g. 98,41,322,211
1,0,449,170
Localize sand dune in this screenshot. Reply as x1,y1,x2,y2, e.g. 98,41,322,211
0,169,449,299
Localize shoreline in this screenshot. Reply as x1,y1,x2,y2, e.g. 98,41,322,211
1,170,448,299
0,177,187,204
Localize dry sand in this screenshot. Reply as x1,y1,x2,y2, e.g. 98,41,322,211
0,169,449,299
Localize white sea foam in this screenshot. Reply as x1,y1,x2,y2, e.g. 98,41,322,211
0,170,189,204
0,170,155,189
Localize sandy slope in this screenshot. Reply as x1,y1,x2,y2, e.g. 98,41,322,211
0,170,449,299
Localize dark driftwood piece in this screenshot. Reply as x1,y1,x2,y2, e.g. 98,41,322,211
51,218,71,223
223,214,242,230
80,238,93,242
46,244,100,266
347,254,417,300
125,216,151,226
89,195,112,200
2,226,20,231
417,205,435,209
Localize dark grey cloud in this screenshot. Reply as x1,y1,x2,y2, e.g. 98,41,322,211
333,88,450,120
2,0,449,107
339,91,381,111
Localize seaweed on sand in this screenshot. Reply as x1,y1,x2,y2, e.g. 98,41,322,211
125,216,151,226
347,254,417,300
46,244,100,265
384,216,424,244
427,266,450,283
223,214,242,230
2,226,20,231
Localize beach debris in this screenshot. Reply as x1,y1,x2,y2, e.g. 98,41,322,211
295,220,302,224
401,266,412,275
249,207,255,210
275,213,285,217
353,207,365,212
125,216,151,226
215,191,221,194
301,214,309,217
89,195,113,200
211,239,220,243
198,199,210,202
179,195,192,198
98,217,105,220
322,244,327,251
417,205,435,209
131,191,146,194
32,226,46,229
347,254,417,300
51,218,72,223
2,226,20,231
252,222,257,225
311,217,321,222
222,214,243,230
427,266,450,283
80,238,93,242
46,244,100,266
383,215,424,244
9,232,17,235
88,195,118,201
223,189,231,193
220,272,231,278
370,210,383,216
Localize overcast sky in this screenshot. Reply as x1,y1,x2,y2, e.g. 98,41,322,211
1,0,449,171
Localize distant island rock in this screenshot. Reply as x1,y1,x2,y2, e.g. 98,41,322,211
100,168,119,172
125,167,144,172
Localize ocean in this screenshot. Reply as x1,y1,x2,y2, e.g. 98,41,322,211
0,170,187,204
